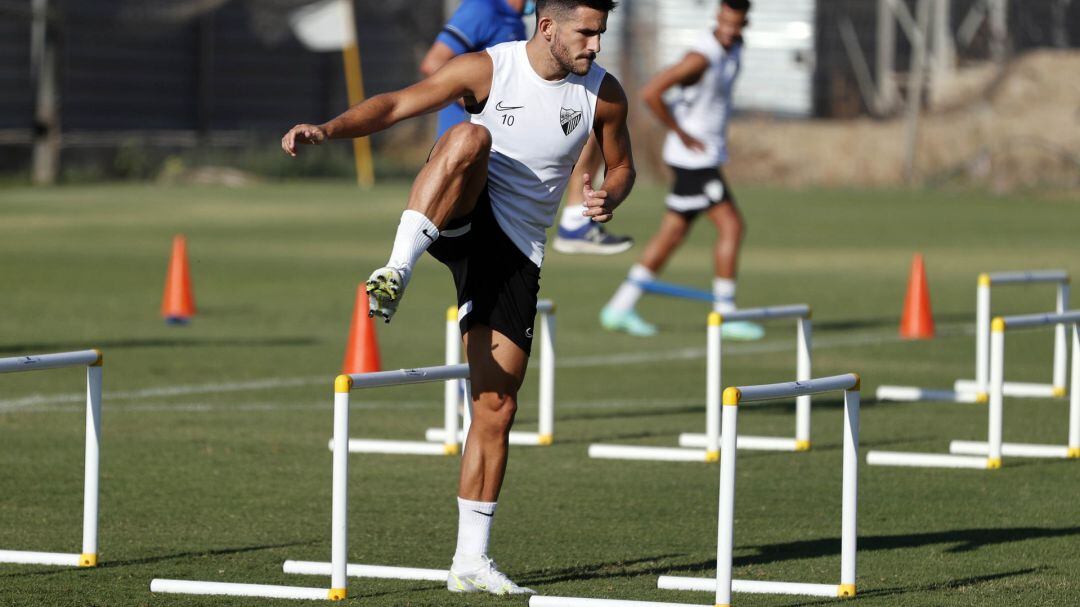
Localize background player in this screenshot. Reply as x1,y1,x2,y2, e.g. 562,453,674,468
600,0,761,339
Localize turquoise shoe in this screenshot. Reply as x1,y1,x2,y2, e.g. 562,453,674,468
600,307,658,337
720,320,765,341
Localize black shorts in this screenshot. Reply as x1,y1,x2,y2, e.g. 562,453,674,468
427,184,541,356
665,166,736,220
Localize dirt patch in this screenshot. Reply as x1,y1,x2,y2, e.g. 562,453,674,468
723,50,1080,191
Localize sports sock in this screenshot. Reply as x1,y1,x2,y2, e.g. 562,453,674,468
558,204,591,231
606,264,653,313
453,497,497,568
713,277,736,313
387,209,439,272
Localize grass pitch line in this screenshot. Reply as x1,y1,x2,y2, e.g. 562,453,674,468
0,322,970,413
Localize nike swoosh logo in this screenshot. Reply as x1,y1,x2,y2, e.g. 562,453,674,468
472,509,495,517
495,101,524,111
421,228,437,242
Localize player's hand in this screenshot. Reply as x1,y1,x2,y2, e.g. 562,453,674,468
581,173,614,223
281,124,327,157
677,130,706,152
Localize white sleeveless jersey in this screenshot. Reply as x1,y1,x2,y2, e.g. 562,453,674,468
471,41,606,267
661,33,741,169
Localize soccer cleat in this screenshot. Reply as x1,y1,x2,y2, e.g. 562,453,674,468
552,222,633,255
365,265,409,323
721,320,765,341
447,556,535,595
600,306,657,337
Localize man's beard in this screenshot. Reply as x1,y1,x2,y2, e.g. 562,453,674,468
552,32,593,76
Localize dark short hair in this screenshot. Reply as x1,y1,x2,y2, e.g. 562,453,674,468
722,0,751,12
536,0,618,18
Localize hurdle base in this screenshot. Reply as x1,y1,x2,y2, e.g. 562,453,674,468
677,433,804,451
424,428,552,446
283,559,447,581
330,438,454,456
875,386,981,404
0,550,84,567
953,379,1061,399
150,579,336,600
866,450,996,469
530,596,711,607
587,444,717,463
949,440,1076,459
658,575,852,597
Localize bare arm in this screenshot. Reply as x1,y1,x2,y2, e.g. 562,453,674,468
281,52,491,156
640,51,709,151
419,40,458,77
582,73,636,223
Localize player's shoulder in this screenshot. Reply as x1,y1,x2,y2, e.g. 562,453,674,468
687,30,722,60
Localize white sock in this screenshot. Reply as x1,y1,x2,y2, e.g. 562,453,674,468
559,204,591,231
713,277,736,313
453,497,496,568
606,264,653,313
387,210,439,274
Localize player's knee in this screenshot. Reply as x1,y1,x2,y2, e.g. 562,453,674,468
474,391,518,432
442,123,492,166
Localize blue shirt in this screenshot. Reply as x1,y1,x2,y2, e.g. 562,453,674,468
435,0,526,138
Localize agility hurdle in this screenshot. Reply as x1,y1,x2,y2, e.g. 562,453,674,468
151,364,470,600
877,270,1070,404
869,310,1080,469
588,306,812,463
424,299,556,447
343,300,555,456
282,364,480,586
535,374,859,607
0,350,102,569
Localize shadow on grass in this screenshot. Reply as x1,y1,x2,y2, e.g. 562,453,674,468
0,336,320,355
527,527,1076,588
781,567,1041,606
0,540,317,579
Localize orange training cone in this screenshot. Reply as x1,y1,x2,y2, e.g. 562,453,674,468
161,234,196,324
899,253,935,339
341,284,381,374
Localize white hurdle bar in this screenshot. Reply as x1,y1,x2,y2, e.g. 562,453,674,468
589,305,812,463
425,299,556,447
877,270,1070,405
282,364,475,585
151,364,472,601
869,310,1080,469
536,374,859,607
0,349,102,569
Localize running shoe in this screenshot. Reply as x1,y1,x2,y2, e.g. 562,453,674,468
600,306,657,337
365,265,408,323
552,223,633,255
447,556,534,595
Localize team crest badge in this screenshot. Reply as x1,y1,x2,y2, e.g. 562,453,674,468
560,107,582,136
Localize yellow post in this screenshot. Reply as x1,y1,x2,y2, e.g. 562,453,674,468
342,42,374,189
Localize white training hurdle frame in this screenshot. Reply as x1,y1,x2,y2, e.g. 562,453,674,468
424,299,556,447
868,310,1080,469
341,300,555,456
151,364,470,600
534,374,859,607
588,306,812,463
877,270,1070,404
0,349,102,568
283,365,478,586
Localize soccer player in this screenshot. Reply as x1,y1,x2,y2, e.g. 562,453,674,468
422,0,632,254
600,0,762,339
282,0,634,594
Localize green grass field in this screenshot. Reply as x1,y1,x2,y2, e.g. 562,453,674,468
1,181,1078,606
